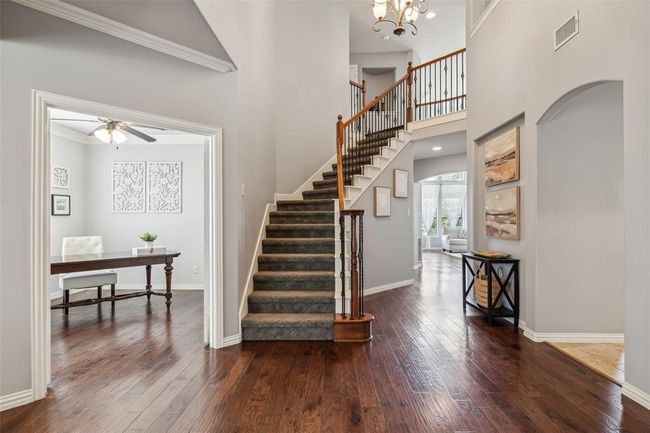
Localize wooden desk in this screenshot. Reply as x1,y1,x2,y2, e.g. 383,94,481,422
50,251,181,311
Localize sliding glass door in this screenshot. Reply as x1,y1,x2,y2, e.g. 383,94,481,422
420,172,467,250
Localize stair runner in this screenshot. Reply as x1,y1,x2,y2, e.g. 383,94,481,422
241,128,398,340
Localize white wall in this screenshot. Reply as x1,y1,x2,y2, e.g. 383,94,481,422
350,52,413,83
0,2,239,397
537,82,624,333
414,153,467,182
84,142,205,288
354,144,415,290
466,1,650,397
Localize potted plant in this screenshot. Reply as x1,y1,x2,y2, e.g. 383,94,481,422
139,232,158,253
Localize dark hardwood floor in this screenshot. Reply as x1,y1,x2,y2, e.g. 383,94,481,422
2,253,649,432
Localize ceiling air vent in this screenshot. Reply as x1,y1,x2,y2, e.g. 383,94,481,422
554,11,579,51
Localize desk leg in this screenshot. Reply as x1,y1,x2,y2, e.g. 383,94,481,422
164,259,173,309
461,257,467,313
145,265,152,301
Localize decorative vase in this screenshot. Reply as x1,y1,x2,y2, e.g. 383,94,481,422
144,241,154,253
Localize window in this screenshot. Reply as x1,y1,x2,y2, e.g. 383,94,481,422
420,172,467,247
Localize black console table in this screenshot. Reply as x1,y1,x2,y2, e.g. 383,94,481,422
461,253,520,328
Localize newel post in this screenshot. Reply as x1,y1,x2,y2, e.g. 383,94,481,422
407,61,414,124
335,115,345,212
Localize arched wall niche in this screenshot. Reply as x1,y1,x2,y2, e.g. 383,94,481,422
535,80,624,334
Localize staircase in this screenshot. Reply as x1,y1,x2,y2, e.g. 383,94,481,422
241,130,398,341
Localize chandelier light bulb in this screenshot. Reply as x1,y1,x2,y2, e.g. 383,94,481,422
372,0,428,36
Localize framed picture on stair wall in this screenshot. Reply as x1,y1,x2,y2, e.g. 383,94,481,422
393,169,408,198
484,126,520,187
374,186,391,217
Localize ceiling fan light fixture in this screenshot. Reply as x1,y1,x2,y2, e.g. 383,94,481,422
112,129,127,144
93,125,127,144
93,126,111,143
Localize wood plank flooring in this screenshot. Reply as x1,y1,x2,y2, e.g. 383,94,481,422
548,343,625,385
1,252,649,432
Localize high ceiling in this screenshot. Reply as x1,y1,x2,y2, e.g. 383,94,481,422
346,0,466,62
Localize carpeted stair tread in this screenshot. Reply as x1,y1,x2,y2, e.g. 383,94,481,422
253,271,335,291
242,313,332,328
254,271,335,280
257,253,334,271
249,291,333,303
302,188,338,199
277,199,334,211
269,211,334,224
262,238,335,254
312,178,338,189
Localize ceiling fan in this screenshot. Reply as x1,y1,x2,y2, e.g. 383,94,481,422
50,116,165,145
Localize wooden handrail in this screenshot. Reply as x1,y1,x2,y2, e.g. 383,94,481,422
412,47,466,71
415,94,466,107
342,75,407,129
349,80,364,89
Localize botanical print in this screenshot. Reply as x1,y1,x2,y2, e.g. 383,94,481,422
147,162,182,213
51,166,70,189
484,126,519,187
112,162,146,212
485,186,520,240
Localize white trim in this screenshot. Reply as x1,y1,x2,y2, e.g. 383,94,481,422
11,0,235,73
0,389,34,412
520,321,624,343
364,279,414,296
222,333,242,347
31,90,225,408
239,203,275,323
407,110,467,133
413,263,422,270
469,0,500,39
622,382,650,410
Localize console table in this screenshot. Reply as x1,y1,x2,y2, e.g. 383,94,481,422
50,251,181,311
461,253,519,328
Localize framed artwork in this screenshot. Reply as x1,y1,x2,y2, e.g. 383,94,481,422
112,161,145,212
484,126,520,187
393,169,408,198
51,166,70,189
51,194,71,216
485,186,520,240
374,186,391,217
147,161,182,213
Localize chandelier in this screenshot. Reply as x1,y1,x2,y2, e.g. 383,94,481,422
372,0,428,36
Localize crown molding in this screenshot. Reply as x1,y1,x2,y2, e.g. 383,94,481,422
11,0,236,73
469,0,500,39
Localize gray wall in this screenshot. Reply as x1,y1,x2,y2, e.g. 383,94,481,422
362,70,396,101
414,153,467,182
466,1,650,395
537,82,624,333
354,144,415,289
0,2,239,397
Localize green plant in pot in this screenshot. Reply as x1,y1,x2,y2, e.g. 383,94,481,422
139,232,158,253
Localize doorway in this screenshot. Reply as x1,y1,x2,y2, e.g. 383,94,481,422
30,91,224,402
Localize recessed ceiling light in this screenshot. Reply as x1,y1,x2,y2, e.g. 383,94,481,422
381,35,390,40
432,146,442,151
426,11,436,19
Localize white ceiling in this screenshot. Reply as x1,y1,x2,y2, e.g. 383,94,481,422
48,108,202,146
346,0,466,62
413,130,466,160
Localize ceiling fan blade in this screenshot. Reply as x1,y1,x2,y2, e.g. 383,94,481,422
120,125,157,142
50,118,102,123
128,123,167,131
88,125,106,136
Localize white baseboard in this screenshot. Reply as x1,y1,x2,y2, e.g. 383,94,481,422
622,382,650,410
0,389,33,412
222,333,242,347
364,279,414,296
519,321,624,343
50,284,204,300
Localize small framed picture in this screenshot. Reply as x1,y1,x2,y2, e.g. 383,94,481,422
51,194,71,216
374,187,391,217
393,169,408,198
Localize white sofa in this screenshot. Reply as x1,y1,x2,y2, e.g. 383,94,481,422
441,227,468,253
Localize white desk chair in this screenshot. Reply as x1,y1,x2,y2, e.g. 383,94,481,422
60,236,117,314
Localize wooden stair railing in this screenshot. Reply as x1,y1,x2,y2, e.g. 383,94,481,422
333,48,467,342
